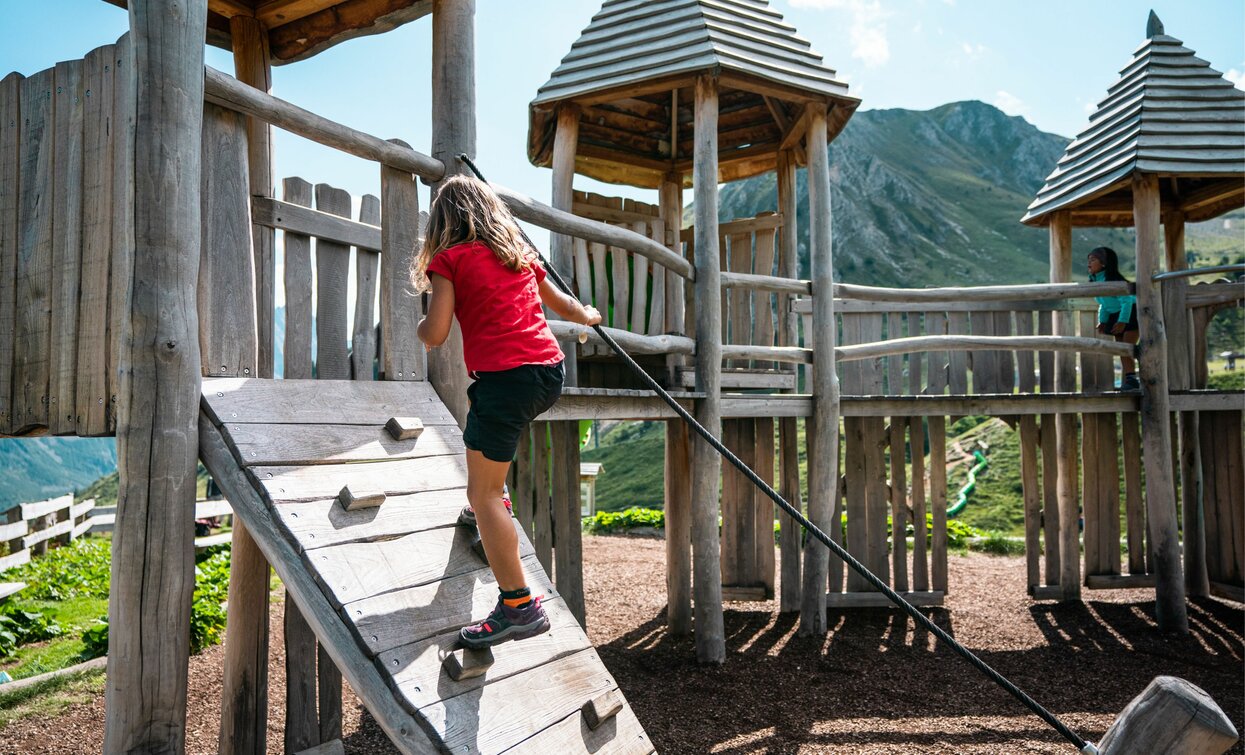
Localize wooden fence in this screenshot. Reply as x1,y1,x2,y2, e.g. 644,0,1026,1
0,494,96,573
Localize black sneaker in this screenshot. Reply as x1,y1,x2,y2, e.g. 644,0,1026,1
1119,374,1141,392
459,596,550,649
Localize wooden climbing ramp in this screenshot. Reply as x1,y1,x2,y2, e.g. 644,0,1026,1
198,377,654,755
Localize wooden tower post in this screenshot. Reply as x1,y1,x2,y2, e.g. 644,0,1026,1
1048,211,1081,601
801,103,839,635
104,0,206,750
1132,173,1187,632
775,148,802,613
427,0,476,428
549,103,580,385
691,73,725,664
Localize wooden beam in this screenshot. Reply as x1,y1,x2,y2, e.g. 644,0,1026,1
550,104,581,386
665,420,692,634
104,2,204,751
379,143,423,381
1133,173,1187,633
1097,676,1238,755
691,73,725,665
252,196,381,250
268,0,434,64
780,105,810,151
1049,212,1081,602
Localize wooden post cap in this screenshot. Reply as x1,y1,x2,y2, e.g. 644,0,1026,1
581,688,625,730
471,536,488,564
385,417,424,441
441,647,494,681
337,485,386,511
1097,676,1238,755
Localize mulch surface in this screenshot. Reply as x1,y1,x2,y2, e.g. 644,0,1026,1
3,535,1241,753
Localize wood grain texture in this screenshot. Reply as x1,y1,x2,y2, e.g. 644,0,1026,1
929,416,948,593
0,72,22,434
14,68,54,432
351,554,553,657
532,423,553,575
283,590,319,754
664,420,692,632
379,154,423,382
1039,415,1061,586
218,523,271,755
106,33,134,434
203,377,455,426
75,47,114,436
254,454,468,503
283,177,314,379
315,183,351,380
226,422,462,466
352,194,380,380
1020,415,1041,591
910,416,928,592
253,195,381,251
103,4,204,750
551,421,585,626
199,102,258,380
1098,675,1238,755
500,700,653,755
48,60,84,435
1049,213,1081,601
273,489,466,551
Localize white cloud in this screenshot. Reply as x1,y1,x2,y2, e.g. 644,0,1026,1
791,0,891,67
1226,68,1244,90
993,90,1030,118
960,42,987,59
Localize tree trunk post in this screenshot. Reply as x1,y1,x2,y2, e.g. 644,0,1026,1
549,103,580,386
776,148,802,614
1133,173,1187,632
104,0,206,750
427,0,476,428
691,73,725,664
1049,211,1080,601
801,103,839,636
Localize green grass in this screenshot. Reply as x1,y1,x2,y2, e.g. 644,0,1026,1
0,664,106,727
582,422,667,512
0,597,109,681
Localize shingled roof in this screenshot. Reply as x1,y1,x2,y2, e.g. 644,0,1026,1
528,0,859,188
1022,12,1245,227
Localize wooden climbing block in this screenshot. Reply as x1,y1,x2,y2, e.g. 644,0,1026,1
385,416,424,441
337,485,386,511
471,536,488,564
581,688,625,730
442,646,494,681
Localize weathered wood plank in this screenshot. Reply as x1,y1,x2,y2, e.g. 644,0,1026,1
419,647,618,755
251,195,380,252
910,416,928,592
969,311,997,394
588,241,609,339
352,194,380,380
727,230,751,367
629,218,649,334
20,493,73,519
381,595,590,711
551,421,585,626
273,490,465,551
993,310,1015,392
1097,676,1238,755
0,72,23,434
254,454,468,503
500,699,652,755
225,422,463,466
1020,415,1041,591
1082,397,1102,574
889,415,908,593
824,591,944,608
106,34,134,434
0,549,31,573
351,554,553,657
665,419,693,630
315,184,351,380
532,422,553,575
202,377,455,426
946,312,969,395
282,177,314,379
75,47,114,436
1039,415,1061,585
929,416,948,592
199,102,258,380
48,60,84,435
379,151,423,381
14,69,55,432
755,416,776,597
310,517,532,608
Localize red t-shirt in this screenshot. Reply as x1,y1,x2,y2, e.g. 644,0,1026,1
426,241,564,375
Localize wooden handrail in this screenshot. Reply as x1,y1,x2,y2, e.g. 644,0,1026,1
720,345,813,364
545,320,694,356
1185,281,1244,308
251,197,381,251
1153,263,1244,282
835,281,1131,303
719,272,811,295
204,66,446,180
835,335,1134,362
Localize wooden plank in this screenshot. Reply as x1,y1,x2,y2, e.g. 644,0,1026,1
969,311,997,394
69,499,95,519
924,311,948,395
1097,676,1238,755
21,493,73,519
719,419,742,587
945,312,969,395
910,416,928,592
253,455,468,503
843,417,867,593
0,518,28,541
514,425,535,544
48,60,84,435
225,422,462,466
199,102,258,380
202,377,455,427
351,554,553,657
282,177,314,379
107,33,134,434
0,582,27,600
646,218,666,336
0,549,31,574
1020,415,1041,591
929,416,948,593
885,313,904,397
727,230,751,367
379,154,422,381
1037,311,1054,393
755,417,776,597
0,72,22,434
295,740,344,755
890,416,908,592
501,700,652,755
864,416,889,587
665,419,693,632
532,423,553,575
14,68,55,432
23,517,73,549
629,219,649,334
251,195,380,252
572,237,593,306
993,311,1015,392
273,490,464,551
1082,396,1102,574
824,591,944,608
75,47,113,436
381,596,590,711
352,194,379,380
753,224,778,368
318,642,342,744
1014,311,1036,393
309,516,533,608
1040,415,1061,585
1103,414,1121,576
419,647,618,755
551,421,585,626
314,184,351,380
588,242,609,336
195,499,232,518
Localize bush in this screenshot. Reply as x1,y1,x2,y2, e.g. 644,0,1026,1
7,539,112,601
1207,370,1244,391
0,603,64,658
975,531,1025,556
80,620,109,660
582,507,663,534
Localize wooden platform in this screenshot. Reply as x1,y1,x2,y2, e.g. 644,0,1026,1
198,378,654,755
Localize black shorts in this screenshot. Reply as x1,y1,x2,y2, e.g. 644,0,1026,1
464,362,565,462
1104,310,1139,333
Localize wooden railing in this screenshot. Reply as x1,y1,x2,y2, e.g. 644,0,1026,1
0,495,96,572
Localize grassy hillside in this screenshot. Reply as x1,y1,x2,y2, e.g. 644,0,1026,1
0,438,117,512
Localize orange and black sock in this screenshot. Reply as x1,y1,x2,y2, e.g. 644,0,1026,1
501,586,532,609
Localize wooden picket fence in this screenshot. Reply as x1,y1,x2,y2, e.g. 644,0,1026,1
0,494,97,575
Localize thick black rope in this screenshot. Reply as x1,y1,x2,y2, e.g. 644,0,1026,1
456,155,1094,754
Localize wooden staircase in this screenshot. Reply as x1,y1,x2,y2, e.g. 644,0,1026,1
198,378,653,754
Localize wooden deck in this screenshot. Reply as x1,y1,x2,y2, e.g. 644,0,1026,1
198,378,654,755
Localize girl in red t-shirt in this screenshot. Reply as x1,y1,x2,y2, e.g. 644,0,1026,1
413,175,601,648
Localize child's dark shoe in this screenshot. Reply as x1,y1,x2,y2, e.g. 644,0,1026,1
1119,374,1141,392
459,596,550,649
456,505,477,528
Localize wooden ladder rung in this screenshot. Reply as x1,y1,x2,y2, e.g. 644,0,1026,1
385,416,424,441
581,688,625,730
336,485,386,511
441,646,494,681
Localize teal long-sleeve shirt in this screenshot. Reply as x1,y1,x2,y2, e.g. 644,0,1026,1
1090,270,1135,325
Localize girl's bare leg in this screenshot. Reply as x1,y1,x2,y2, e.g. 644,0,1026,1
1118,330,1140,374
465,449,526,591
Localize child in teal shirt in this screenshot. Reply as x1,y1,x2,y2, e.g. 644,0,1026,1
1088,246,1139,391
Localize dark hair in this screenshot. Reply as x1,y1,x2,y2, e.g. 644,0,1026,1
1088,246,1130,283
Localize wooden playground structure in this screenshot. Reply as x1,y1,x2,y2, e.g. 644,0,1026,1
0,0,1240,752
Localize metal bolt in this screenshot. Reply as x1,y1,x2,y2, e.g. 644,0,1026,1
216,392,223,397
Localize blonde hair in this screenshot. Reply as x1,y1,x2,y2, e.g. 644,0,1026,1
411,175,532,292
